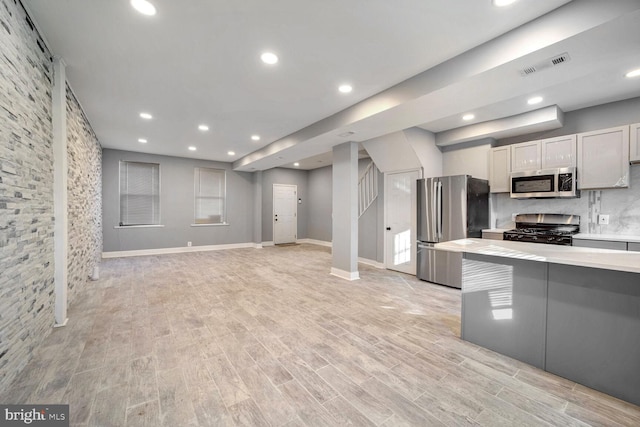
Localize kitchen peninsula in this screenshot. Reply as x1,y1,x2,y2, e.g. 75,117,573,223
435,238,640,406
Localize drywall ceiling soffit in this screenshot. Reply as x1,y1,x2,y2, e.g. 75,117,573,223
232,1,640,171
435,105,564,147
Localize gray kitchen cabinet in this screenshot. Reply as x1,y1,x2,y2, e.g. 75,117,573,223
631,122,640,163
511,140,541,172
489,146,510,193
577,125,630,189
541,134,577,168
461,253,547,369
546,264,640,406
628,242,640,252
482,230,504,240
572,239,627,250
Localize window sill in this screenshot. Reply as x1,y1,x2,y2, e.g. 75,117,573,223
114,224,165,229
190,223,230,227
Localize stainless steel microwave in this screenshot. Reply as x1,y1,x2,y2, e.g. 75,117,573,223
510,167,579,199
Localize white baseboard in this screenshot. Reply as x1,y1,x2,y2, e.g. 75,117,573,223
358,257,385,269
261,241,275,247
298,238,332,247
102,242,256,259
330,267,360,281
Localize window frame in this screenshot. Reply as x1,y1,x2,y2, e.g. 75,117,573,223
193,167,227,226
118,160,161,227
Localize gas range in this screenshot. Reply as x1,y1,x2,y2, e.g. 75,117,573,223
503,213,580,246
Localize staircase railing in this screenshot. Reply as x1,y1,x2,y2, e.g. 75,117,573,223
358,161,379,217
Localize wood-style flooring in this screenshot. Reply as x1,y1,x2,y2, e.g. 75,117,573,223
2,243,640,426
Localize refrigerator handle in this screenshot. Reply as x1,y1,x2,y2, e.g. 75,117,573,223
437,180,443,239
430,179,438,241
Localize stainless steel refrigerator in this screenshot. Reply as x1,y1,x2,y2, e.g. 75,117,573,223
417,175,489,288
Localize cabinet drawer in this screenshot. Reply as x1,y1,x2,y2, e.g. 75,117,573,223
572,239,627,250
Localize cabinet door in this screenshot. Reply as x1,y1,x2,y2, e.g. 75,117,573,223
489,146,510,193
511,141,541,172
631,123,640,163
628,242,640,252
541,135,577,168
577,126,630,189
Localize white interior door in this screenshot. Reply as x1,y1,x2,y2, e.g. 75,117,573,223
385,170,420,274
273,184,297,244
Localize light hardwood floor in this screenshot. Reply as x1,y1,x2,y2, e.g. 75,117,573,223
2,244,640,426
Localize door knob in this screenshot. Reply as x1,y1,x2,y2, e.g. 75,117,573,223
386,227,391,231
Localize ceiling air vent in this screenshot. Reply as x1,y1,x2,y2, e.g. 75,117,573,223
519,52,571,77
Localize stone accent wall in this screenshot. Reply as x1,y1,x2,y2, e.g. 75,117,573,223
66,87,102,303
0,0,55,389
0,0,103,391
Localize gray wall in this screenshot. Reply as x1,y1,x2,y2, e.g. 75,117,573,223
492,97,640,235
102,149,254,251
261,168,309,242
0,0,102,391
307,160,385,263
308,166,332,242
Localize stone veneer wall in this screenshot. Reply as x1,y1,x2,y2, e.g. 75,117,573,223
0,0,55,389
66,86,101,304
0,0,103,390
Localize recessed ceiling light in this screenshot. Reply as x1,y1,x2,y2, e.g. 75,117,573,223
493,0,517,7
227,151,235,156
260,52,278,65
188,146,196,151
293,162,300,167
338,84,353,94
251,135,261,141
625,68,640,78
527,96,543,105
139,112,152,120
130,0,156,16
462,114,475,121
198,124,209,131
138,138,147,143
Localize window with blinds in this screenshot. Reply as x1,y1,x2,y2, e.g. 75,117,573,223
194,167,226,224
119,161,160,226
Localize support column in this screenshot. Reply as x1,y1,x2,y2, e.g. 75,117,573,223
53,57,68,327
253,171,263,248
331,141,359,280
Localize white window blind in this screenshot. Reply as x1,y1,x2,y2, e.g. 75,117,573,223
119,161,160,226
194,167,226,224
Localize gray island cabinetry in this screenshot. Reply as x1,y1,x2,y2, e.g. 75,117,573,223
436,239,640,407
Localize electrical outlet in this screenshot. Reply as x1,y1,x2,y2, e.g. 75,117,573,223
597,214,610,225
187,241,192,247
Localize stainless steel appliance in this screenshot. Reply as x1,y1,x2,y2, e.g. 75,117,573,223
417,175,489,288
503,213,580,245
510,167,579,199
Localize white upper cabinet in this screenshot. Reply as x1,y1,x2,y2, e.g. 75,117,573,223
541,135,577,168
631,122,640,164
489,146,511,193
511,141,541,172
577,125,630,190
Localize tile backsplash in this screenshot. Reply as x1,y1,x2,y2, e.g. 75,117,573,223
493,164,640,236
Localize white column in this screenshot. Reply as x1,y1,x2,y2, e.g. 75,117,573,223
331,141,359,280
53,57,68,327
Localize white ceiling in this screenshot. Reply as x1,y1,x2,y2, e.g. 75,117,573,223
23,0,640,170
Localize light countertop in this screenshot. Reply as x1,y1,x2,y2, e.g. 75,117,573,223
574,233,640,243
434,238,640,274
